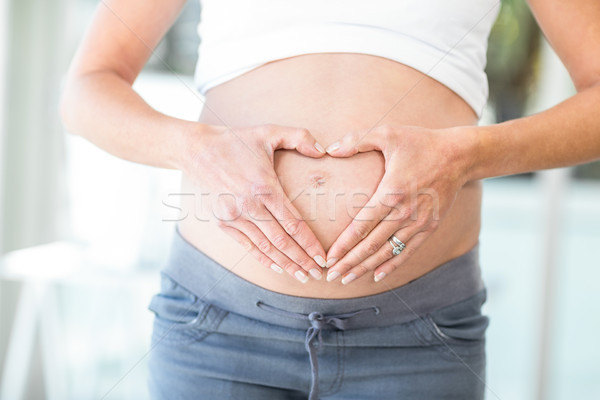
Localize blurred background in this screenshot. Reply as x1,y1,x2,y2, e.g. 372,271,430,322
0,0,599,399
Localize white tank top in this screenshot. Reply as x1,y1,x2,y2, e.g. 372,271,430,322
193,0,501,118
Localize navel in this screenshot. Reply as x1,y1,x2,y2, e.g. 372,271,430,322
309,174,327,189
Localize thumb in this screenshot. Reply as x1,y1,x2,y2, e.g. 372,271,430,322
268,126,326,158
325,128,385,157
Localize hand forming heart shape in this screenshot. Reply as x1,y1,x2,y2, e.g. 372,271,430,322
320,124,476,284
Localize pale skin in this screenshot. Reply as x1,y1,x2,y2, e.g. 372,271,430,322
324,0,600,284
60,0,330,282
61,0,600,293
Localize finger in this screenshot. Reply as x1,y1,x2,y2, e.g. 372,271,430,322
266,126,326,157
263,187,327,267
229,218,315,283
247,204,324,281
326,175,405,268
326,125,391,156
219,225,282,274
338,231,411,284
372,231,429,281
325,220,411,282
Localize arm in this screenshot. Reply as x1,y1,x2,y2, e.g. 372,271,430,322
60,0,190,169
322,0,600,284
465,0,600,180
60,0,329,282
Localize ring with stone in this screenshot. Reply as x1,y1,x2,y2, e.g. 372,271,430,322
389,235,406,256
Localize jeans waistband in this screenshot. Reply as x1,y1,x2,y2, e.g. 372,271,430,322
161,225,484,332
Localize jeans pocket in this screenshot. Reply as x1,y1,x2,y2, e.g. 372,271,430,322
425,312,489,343
148,274,228,345
414,289,489,360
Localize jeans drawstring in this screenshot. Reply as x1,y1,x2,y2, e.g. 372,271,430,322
256,301,379,400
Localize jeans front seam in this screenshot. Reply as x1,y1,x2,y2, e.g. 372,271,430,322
320,330,346,397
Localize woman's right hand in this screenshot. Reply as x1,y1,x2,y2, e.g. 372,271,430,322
180,123,328,282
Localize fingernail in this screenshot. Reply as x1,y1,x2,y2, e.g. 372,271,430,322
314,142,326,154
326,258,338,268
309,268,322,280
313,255,326,268
295,270,309,283
270,263,283,274
327,270,341,282
374,272,386,282
326,142,340,153
341,273,357,285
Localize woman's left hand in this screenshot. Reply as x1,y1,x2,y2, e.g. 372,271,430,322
324,124,475,284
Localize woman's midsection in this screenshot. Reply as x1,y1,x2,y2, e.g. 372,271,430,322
177,53,482,298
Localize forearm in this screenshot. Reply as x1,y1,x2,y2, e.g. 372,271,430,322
60,70,203,170
462,82,600,181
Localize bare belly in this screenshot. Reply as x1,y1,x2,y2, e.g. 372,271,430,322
178,53,482,299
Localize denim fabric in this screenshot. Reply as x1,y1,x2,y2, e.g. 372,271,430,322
147,227,490,399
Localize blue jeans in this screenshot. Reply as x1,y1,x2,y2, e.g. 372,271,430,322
147,227,490,400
